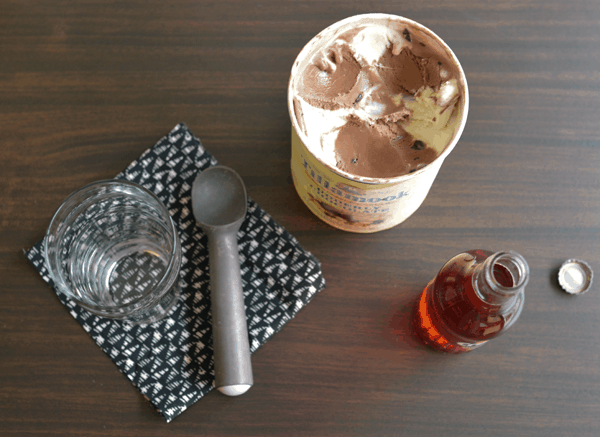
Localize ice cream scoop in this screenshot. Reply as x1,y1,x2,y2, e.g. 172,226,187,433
192,166,253,396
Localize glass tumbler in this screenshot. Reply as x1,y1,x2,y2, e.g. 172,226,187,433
44,180,182,325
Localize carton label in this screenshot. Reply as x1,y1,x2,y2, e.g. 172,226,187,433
290,127,442,233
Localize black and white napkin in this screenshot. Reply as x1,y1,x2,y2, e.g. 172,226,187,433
25,123,326,422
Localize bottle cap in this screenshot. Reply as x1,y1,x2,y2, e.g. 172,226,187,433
558,259,593,295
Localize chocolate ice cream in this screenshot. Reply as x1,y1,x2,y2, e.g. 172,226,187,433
291,17,466,179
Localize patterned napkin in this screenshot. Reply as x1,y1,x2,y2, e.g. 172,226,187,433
25,123,326,422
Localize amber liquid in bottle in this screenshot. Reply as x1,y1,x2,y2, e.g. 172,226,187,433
414,250,529,353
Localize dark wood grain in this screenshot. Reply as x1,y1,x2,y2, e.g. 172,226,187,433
2,0,600,435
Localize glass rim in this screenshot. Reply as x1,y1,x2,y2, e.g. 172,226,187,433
43,179,181,316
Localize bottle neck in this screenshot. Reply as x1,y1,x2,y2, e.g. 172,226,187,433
473,251,529,306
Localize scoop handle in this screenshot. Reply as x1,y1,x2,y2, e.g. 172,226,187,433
208,230,253,396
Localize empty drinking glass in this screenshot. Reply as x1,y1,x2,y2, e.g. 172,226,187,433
44,180,182,324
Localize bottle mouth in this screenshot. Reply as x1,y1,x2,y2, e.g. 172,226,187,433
483,251,530,296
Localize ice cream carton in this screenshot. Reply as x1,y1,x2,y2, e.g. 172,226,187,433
288,13,469,233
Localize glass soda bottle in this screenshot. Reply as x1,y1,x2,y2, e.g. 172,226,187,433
414,250,529,353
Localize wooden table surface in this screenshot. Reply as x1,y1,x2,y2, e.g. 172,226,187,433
2,0,600,435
